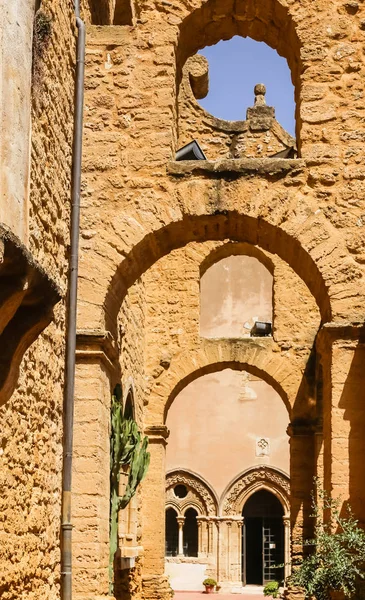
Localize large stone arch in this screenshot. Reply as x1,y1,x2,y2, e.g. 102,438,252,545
105,210,339,335
176,0,302,83
145,341,305,424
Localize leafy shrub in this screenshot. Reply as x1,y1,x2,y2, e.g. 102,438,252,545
263,581,280,598
289,487,365,600
203,578,217,587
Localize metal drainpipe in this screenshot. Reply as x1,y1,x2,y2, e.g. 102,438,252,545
61,1,85,599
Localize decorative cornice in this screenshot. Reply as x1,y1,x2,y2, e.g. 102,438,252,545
145,424,170,444
76,329,118,370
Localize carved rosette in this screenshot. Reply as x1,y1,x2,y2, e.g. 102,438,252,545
221,466,290,516
166,470,217,516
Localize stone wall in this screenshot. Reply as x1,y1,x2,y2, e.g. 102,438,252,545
75,0,365,598
0,0,75,597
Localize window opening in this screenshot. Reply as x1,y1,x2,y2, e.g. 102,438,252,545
165,508,179,557
183,508,198,557
199,37,295,136
174,484,188,499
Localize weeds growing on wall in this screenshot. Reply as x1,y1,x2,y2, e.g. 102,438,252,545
109,385,150,595
289,486,365,599
32,9,52,87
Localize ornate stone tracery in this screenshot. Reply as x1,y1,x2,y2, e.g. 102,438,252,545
166,470,218,517
221,466,290,516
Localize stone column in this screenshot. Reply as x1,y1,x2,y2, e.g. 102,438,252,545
287,420,316,561
72,331,118,600
226,520,232,581
142,425,172,600
177,516,185,556
283,516,291,581
237,518,244,585
317,324,365,527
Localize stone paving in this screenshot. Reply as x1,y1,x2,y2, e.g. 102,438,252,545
174,589,264,600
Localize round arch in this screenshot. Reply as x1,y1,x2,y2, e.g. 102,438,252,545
163,360,291,422
199,242,275,279
105,212,332,335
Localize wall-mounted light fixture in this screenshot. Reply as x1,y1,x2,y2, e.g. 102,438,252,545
251,321,272,337
175,140,207,161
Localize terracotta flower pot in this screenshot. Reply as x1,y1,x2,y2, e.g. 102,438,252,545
204,585,215,593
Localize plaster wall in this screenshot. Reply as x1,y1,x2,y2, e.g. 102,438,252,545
166,368,289,497
200,255,273,338
0,0,35,243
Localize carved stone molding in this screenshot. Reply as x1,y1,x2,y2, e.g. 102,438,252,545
221,466,290,516
166,470,218,516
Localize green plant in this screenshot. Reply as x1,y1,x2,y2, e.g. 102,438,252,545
203,578,217,587
289,486,365,600
32,10,52,85
263,581,280,598
109,385,150,595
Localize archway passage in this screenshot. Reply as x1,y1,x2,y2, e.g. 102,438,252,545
243,490,284,585
165,508,179,557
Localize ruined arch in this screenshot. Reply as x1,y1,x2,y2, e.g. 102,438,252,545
176,0,301,79
175,0,302,144
105,212,332,336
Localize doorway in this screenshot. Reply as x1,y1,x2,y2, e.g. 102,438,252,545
242,490,284,585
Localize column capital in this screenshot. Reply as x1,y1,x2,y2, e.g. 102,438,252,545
287,419,317,437
176,516,185,526
144,424,170,445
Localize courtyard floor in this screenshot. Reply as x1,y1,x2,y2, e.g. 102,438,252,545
175,589,264,600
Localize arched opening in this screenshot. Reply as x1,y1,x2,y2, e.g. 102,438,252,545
183,508,199,557
200,254,273,338
124,389,134,420
176,0,302,147
242,490,284,586
199,37,295,136
165,508,179,557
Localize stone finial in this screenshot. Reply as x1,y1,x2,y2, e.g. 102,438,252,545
246,82,274,131
254,83,266,106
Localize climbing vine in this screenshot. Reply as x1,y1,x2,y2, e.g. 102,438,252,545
109,384,150,594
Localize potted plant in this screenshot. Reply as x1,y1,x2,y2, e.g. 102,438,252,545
263,581,280,598
203,578,217,593
289,485,365,600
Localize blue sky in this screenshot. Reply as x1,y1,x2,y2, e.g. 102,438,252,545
199,37,295,136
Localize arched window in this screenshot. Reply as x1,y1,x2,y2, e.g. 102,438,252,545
199,37,295,137
165,508,178,557
200,255,273,338
124,389,134,420
183,508,198,557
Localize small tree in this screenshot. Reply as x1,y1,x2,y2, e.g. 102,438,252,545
289,487,365,600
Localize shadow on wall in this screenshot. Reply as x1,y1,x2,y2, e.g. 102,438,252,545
338,326,365,526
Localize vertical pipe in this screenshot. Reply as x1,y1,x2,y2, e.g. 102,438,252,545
60,2,85,600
